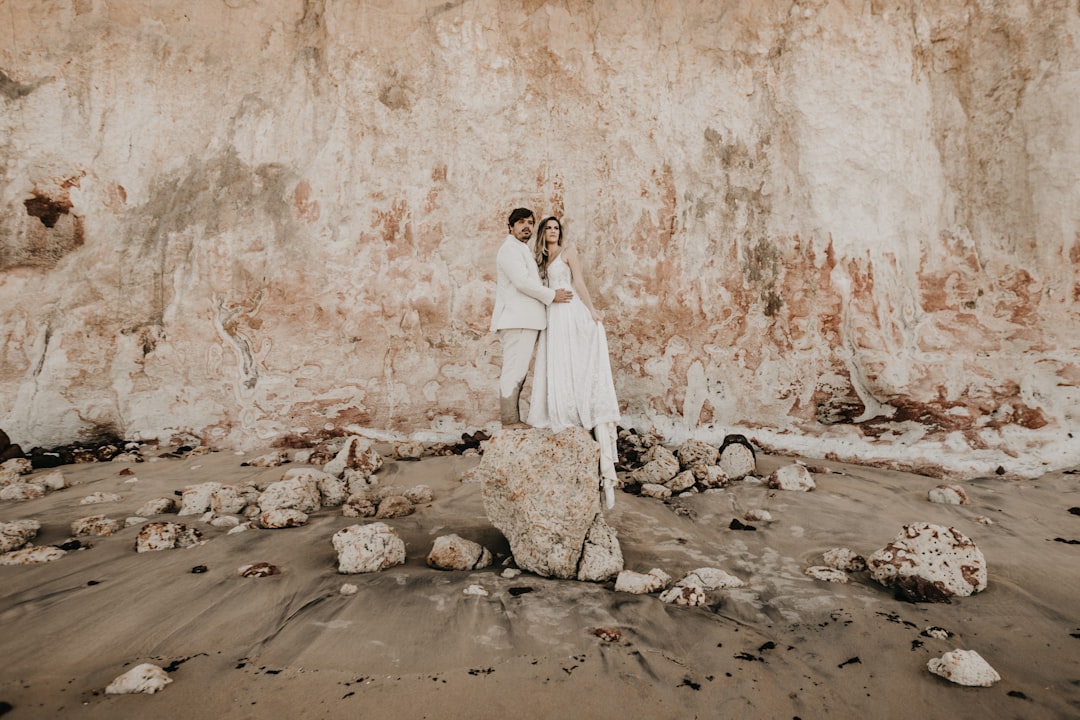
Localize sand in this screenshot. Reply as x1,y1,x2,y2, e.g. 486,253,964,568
1,444,1078,719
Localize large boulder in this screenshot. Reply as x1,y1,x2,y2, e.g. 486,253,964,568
332,522,406,574
427,534,492,571
478,428,622,581
867,523,987,598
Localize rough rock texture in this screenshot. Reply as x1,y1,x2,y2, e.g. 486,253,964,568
928,484,970,505
257,475,321,514
768,464,817,491
135,522,202,552
614,568,672,594
805,566,849,583
0,483,45,501
718,442,757,481
324,437,383,479
178,482,222,516
576,516,624,583
822,547,867,572
0,545,67,565
478,428,608,579
627,446,680,486
427,534,492,571
136,497,178,516
0,519,40,553
0,2,1078,479
927,649,1001,687
332,522,406,574
867,523,987,598
105,664,173,695
259,508,308,529
71,515,122,537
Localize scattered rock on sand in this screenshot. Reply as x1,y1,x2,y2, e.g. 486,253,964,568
614,568,672,594
665,470,696,493
393,441,425,460
0,519,40,553
463,584,489,596
640,483,672,499
0,545,67,565
136,497,178,516
927,649,1000,687
680,567,745,590
628,445,680,486
867,523,987,598
332,522,406,574
105,663,173,695
342,495,377,518
676,439,718,470
928,484,970,505
717,435,756,480
823,547,867,572
375,495,414,519
79,492,122,505
259,508,308,529
659,584,708,606
743,508,773,523
478,428,619,580
40,470,68,490
577,516,624,582
340,583,358,595
324,436,383,478
135,522,203,552
239,562,281,577
404,485,434,504
209,484,248,514
0,483,45,501
258,474,321,514
242,450,288,467
805,566,849,583
71,515,122,537
178,482,223,516
0,457,32,485
768,464,816,491
427,534,493,571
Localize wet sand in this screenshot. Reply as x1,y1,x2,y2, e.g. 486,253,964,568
1,445,1078,719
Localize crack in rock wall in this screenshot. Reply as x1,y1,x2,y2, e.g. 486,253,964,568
1,0,1077,478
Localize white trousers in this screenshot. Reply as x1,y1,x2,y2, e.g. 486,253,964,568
498,328,539,424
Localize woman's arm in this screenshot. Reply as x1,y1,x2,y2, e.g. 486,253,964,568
563,244,603,322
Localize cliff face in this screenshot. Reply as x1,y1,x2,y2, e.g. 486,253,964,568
1,0,1077,477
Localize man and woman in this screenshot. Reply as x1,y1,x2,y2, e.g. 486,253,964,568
490,207,620,508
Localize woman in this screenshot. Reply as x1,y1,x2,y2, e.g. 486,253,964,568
526,216,621,509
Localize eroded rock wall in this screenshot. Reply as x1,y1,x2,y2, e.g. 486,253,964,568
1,0,1077,477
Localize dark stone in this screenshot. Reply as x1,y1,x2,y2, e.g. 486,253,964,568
729,518,757,531
718,433,756,460
893,575,953,603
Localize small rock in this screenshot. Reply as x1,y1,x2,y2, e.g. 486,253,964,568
105,663,173,695
227,523,253,535
0,483,45,501
239,562,281,577
135,522,202,552
340,583,359,595
501,568,522,579
40,470,68,491
242,450,289,467
928,484,970,505
80,492,123,505
822,547,866,572
640,483,672,499
659,584,708,606
614,568,672,594
463,584,489,596
258,475,321,514
342,495,377,518
332,522,406,574
676,439,718,470
0,519,41,553
259,509,308,529
975,515,993,525
393,441,425,460
665,470,696,492
680,567,744,590
209,485,248,514
927,649,1000,687
427,534,493,571
768,464,816,491
71,515,122,537
628,445,680,486
178,482,222,516
404,485,434,504
375,495,414,519
324,436,383,478
922,626,953,640
0,544,66,565
211,515,241,528
696,465,729,489
593,627,622,642
136,497,178,516
717,435,756,480
805,566,849,583
743,509,773,522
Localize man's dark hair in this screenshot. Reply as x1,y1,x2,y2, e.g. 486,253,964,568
507,207,534,228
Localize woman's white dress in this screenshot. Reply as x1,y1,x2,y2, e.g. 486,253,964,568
527,254,620,494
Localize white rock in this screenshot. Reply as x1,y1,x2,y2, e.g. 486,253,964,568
676,439,718,470
244,450,288,467
0,519,41,553
324,436,383,478
822,547,866,572
927,649,1000,687
340,583,359,595
209,485,247,514
259,508,308,529
680,567,745,590
0,458,32,485
501,568,522,579
614,567,672,594
975,515,993,525
867,523,987,598
805,565,849,583
227,522,253,535
628,445,679,486
404,485,433,504
463,584,489,596
659,584,708,606
928,484,970,505
640,482,672,499
923,626,952,640
105,663,173,695
427,534,493,571
665,470,696,492
577,515,623,582
178,482,222,516
71,514,122,536
743,508,773,522
135,522,202,552
211,515,241,528
0,545,67,565
125,516,149,528
332,522,406,574
40,470,68,490
80,491,122,505
258,475,321,514
718,439,756,480
0,483,45,501
393,441,425,460
342,495,377,518
697,465,729,489
136,497,178,516
768,464,816,491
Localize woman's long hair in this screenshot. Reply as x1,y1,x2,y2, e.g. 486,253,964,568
534,216,563,281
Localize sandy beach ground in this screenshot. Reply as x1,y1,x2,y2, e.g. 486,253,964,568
1,443,1078,719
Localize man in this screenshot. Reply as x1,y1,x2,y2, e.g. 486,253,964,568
490,207,572,428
